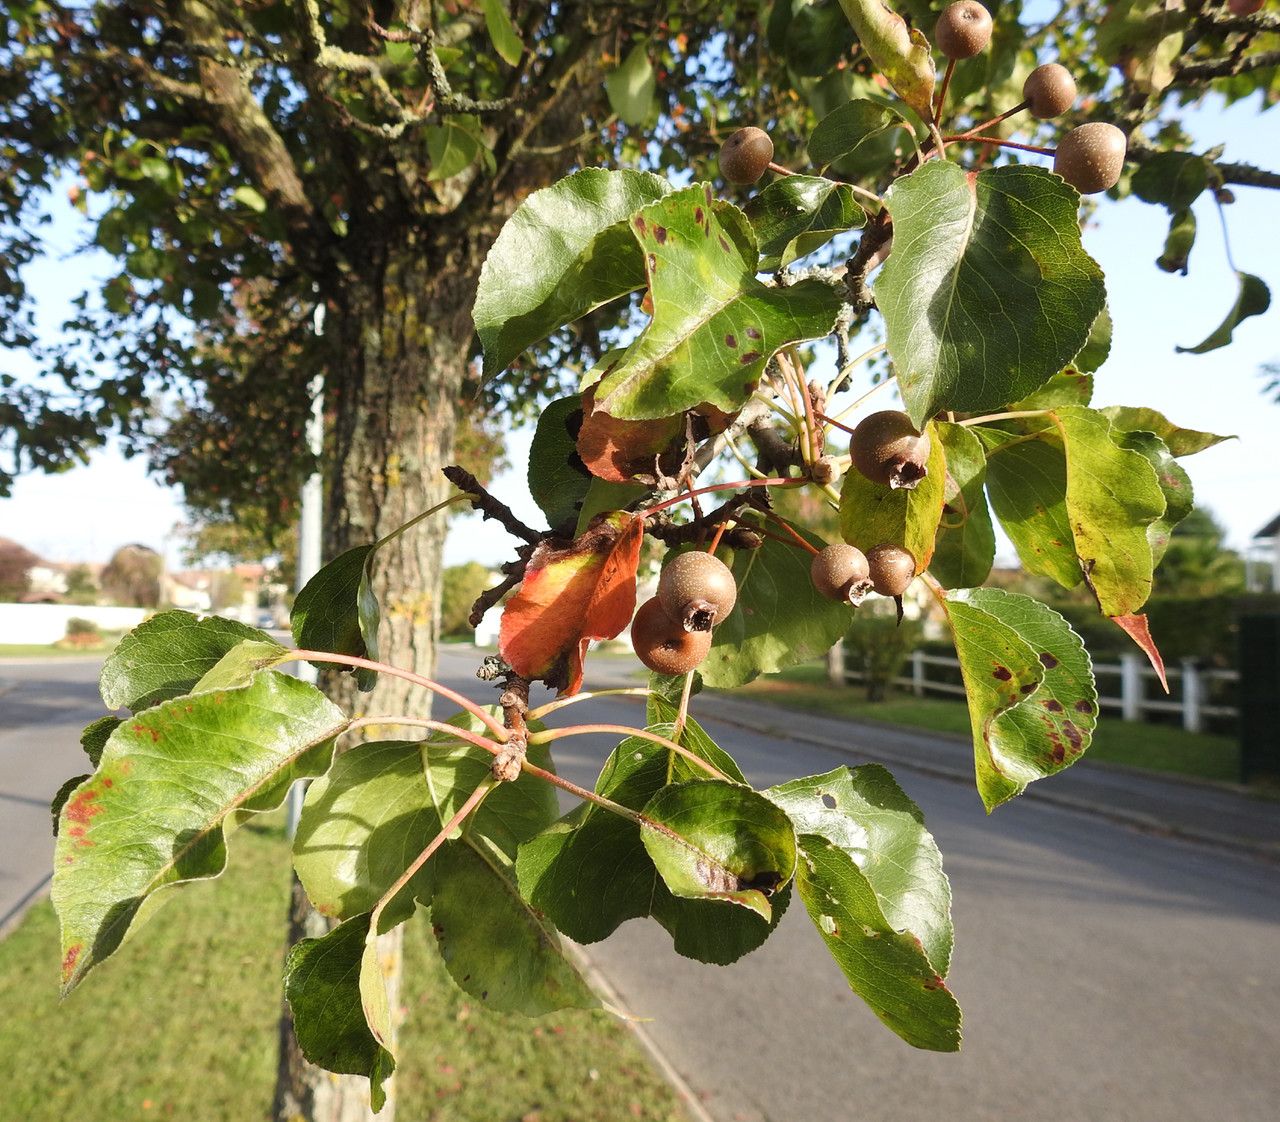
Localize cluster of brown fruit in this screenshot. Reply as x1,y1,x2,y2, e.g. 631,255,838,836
631,551,738,675
718,2,1127,196
933,0,1125,194
809,410,924,608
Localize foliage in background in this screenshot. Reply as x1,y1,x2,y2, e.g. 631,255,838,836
98,542,162,608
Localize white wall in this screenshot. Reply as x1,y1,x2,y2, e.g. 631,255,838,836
0,603,148,646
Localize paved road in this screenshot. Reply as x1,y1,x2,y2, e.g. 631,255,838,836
3,652,1278,1121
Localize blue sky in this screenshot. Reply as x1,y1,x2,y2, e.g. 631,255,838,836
1,95,1276,570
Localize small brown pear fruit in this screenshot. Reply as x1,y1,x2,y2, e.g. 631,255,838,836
866,544,916,597
810,544,873,606
1054,122,1127,195
935,1,993,60
1023,63,1077,120
657,550,738,632
720,127,774,185
631,596,713,675
850,410,931,490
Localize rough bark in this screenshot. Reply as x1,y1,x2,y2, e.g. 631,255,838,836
271,228,487,1122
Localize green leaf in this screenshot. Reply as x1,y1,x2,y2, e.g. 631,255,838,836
807,98,899,170
1006,369,1093,411
191,638,289,692
1051,406,1165,617
1099,405,1231,457
1116,431,1193,566
430,842,598,1015
766,765,953,974
784,0,857,76
232,185,267,213
574,476,650,536
839,421,946,569
834,0,935,121
516,724,786,965
699,516,854,689
876,163,1106,427
283,914,395,1111
292,545,373,674
474,169,671,378
743,175,866,270
293,717,558,924
946,588,1098,810
1176,272,1271,354
426,120,482,181
100,610,269,711
646,696,743,782
594,185,844,420
929,422,994,589
52,670,347,992
795,834,961,1050
1073,307,1112,375
527,395,592,529
640,780,797,923
980,427,1080,591
605,43,656,126
1131,152,1211,212
79,715,121,768
1157,207,1196,274
482,0,524,66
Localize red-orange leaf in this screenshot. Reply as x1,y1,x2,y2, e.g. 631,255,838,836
1110,613,1169,693
500,512,644,694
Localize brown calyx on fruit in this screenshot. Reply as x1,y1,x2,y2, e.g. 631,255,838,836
935,1,993,60
849,410,931,490
720,127,774,185
810,544,873,606
631,597,712,675
866,544,916,598
657,550,738,631
1023,63,1076,120
1054,122,1127,195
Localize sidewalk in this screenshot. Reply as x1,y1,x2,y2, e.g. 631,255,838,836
691,690,1280,862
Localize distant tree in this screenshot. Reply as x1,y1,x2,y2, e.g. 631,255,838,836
0,538,39,601
1156,507,1247,596
64,563,98,603
440,561,495,637
211,570,245,612
100,543,163,607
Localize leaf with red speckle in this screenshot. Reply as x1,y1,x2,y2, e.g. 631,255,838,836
593,184,844,421
1111,613,1169,692
52,670,347,993
946,588,1097,811
499,511,644,694
794,833,961,1051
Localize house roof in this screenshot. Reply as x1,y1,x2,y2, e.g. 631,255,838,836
1255,513,1280,541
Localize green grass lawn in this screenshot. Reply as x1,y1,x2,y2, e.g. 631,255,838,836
736,662,1244,785
0,643,115,658
0,819,685,1122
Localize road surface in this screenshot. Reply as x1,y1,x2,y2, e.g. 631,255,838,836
2,650,1278,1121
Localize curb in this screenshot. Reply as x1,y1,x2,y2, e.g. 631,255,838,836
569,944,719,1122
690,695,1280,865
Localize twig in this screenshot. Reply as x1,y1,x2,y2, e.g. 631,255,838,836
442,465,542,543
285,649,508,740
1177,48,1280,82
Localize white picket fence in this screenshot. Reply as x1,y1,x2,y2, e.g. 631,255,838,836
827,645,1239,734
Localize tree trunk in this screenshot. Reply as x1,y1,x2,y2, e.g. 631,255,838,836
272,230,486,1122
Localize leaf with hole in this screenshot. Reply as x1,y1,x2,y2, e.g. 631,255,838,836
795,833,961,1050
766,764,953,974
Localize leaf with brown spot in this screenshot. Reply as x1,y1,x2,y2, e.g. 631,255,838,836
499,512,644,694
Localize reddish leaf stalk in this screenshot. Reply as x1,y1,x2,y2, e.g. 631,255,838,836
640,476,800,520
943,135,1055,156
285,649,509,740
529,723,730,781
344,715,504,755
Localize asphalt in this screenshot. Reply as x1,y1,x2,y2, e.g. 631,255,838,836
3,650,1279,1121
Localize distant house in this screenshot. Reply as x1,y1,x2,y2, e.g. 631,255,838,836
1246,514,1279,593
